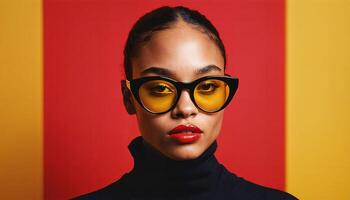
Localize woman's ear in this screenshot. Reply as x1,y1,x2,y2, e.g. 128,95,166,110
121,80,136,115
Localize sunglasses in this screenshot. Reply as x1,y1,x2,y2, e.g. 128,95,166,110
122,75,239,114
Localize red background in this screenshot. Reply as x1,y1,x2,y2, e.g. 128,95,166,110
44,0,285,199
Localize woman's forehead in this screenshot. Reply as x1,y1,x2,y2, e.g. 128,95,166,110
132,22,224,79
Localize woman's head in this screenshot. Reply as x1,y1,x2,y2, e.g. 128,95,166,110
122,6,237,160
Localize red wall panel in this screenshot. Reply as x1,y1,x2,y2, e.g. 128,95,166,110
44,0,285,199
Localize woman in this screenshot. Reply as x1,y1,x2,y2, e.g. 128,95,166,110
76,6,297,200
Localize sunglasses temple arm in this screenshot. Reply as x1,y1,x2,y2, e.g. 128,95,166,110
121,80,131,90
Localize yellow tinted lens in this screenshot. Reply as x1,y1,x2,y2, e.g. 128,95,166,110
194,79,230,112
139,80,177,113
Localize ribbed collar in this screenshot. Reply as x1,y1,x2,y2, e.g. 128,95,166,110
124,136,222,199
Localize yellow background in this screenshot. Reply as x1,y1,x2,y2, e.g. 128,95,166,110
286,0,350,199
0,0,43,199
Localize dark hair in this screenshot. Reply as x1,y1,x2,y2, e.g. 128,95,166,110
123,6,226,80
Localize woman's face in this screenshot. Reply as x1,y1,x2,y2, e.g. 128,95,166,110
129,20,225,160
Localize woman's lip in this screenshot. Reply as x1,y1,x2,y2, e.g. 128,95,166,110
168,124,203,135
169,132,201,144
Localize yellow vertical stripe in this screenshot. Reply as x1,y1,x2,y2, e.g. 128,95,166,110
0,0,43,199
286,0,350,199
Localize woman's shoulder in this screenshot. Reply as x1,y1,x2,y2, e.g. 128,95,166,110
71,174,129,200
231,178,298,200
217,166,298,200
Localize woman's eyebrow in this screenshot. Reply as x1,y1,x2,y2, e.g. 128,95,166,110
195,65,222,75
140,67,174,77
140,65,222,77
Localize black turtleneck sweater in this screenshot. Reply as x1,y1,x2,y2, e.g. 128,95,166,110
74,137,297,200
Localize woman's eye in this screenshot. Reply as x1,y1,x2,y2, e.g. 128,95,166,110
150,84,173,95
197,83,218,93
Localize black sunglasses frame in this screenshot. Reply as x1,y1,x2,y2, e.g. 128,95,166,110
122,75,239,114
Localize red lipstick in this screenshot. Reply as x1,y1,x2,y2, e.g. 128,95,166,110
168,125,203,144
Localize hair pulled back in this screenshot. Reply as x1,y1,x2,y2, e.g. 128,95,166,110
124,6,226,80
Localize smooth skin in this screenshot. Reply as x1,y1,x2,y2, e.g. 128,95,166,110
122,20,225,160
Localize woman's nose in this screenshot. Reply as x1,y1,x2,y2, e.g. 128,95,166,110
170,90,199,119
